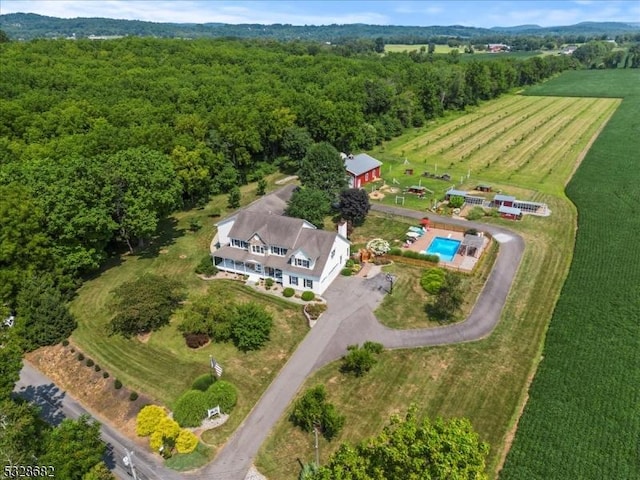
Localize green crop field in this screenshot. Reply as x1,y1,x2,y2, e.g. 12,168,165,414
501,69,640,479
256,79,626,478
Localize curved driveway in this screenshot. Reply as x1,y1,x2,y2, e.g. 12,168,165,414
204,205,524,479
16,206,524,480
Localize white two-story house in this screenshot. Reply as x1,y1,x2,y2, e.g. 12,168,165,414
213,210,350,296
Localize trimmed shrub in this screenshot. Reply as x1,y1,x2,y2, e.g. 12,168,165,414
136,405,167,437
149,416,181,453
86,358,94,367
184,332,209,349
173,390,209,428
345,259,355,268
62,339,69,346
94,364,101,372
421,268,447,294
77,353,84,361
176,429,199,454
301,291,315,301
341,268,353,276
191,373,215,392
195,255,218,276
205,380,238,413
114,379,122,390
282,287,295,298
70,348,75,353
129,392,139,401
102,371,109,378
265,278,274,289
231,302,273,351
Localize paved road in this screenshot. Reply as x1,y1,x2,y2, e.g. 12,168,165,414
15,363,183,480
204,205,525,479
15,205,524,480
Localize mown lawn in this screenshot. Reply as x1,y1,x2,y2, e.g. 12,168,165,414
69,174,309,455
501,69,640,479
256,92,585,479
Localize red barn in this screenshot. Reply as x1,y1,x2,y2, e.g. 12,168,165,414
493,194,516,208
344,153,382,188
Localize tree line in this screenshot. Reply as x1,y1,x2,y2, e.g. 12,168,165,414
0,37,575,306
2,13,639,43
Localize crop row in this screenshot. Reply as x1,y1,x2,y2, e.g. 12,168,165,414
501,75,640,479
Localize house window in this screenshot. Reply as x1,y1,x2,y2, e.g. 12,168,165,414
365,172,369,181
271,246,287,256
295,258,310,268
331,249,335,259
231,239,248,249
289,276,298,286
304,279,313,289
251,245,265,254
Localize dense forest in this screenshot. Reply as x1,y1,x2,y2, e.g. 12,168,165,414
0,36,577,310
2,13,640,45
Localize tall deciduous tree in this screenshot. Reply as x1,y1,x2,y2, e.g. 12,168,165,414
16,275,77,351
338,188,371,226
298,142,348,201
314,406,489,479
0,326,23,400
285,187,331,228
0,185,52,303
40,415,106,480
0,398,48,466
102,147,181,252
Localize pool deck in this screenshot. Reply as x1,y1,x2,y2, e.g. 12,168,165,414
402,226,489,272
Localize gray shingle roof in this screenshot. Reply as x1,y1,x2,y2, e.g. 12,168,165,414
344,153,382,177
220,212,340,277
229,212,309,249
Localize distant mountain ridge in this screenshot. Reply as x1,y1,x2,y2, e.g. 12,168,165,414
1,12,638,41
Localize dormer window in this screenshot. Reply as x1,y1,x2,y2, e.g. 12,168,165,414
251,245,265,255
295,258,310,268
231,239,248,249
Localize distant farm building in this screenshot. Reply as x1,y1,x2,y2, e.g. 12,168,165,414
343,153,382,188
444,189,485,206
498,205,522,220
487,43,510,53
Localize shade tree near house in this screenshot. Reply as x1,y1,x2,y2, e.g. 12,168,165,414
285,187,331,229
298,142,348,201
338,188,371,226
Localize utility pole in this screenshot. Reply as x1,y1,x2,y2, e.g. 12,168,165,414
123,449,139,480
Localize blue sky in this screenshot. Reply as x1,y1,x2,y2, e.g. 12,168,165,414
2,1,639,27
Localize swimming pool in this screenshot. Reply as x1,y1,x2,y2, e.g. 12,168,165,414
426,237,461,262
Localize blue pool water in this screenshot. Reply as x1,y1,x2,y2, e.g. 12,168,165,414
426,237,461,262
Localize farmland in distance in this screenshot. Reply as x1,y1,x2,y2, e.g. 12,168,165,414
501,69,640,479
375,94,620,196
